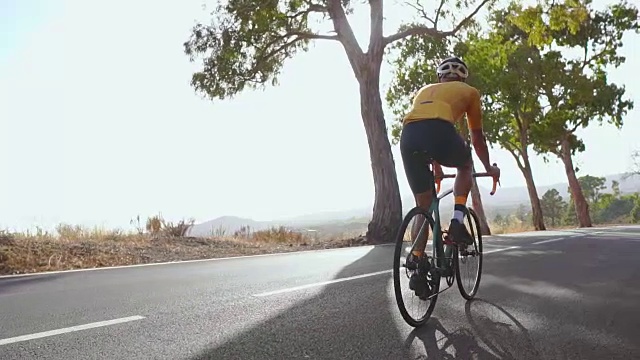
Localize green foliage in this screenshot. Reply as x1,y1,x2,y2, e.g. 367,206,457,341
540,189,565,226
184,0,495,101
538,175,640,226
183,0,332,100
525,0,639,157
385,36,452,143
454,9,546,166
577,175,606,203
631,199,640,222
386,0,638,158
611,180,621,197
593,192,637,223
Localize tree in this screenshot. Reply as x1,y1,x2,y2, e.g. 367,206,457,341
387,3,554,231
519,0,639,228
611,180,621,197
183,0,493,243
384,30,497,235
515,203,529,223
456,9,551,231
594,192,636,223
626,149,640,178
631,196,640,223
578,175,606,205
540,188,565,227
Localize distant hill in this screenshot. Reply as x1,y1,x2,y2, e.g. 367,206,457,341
186,172,640,237
185,216,273,237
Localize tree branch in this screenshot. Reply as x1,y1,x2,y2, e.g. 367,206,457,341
384,0,490,45
434,0,446,28
383,26,441,46
568,122,582,134
368,0,384,54
327,0,364,73
406,1,435,26
505,145,525,171
293,31,339,41
250,31,338,78
443,0,490,36
287,4,329,19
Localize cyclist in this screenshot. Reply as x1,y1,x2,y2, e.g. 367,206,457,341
398,56,500,297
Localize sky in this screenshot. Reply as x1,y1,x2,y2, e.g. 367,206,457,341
1,0,638,232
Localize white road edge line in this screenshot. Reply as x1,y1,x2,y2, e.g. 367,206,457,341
254,246,523,297
253,270,393,297
0,244,394,279
532,237,566,245
0,315,145,346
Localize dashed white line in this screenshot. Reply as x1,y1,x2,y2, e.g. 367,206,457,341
532,237,566,245
0,316,145,346
483,246,521,254
254,246,525,297
253,270,393,297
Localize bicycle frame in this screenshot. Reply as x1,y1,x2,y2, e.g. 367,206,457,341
408,166,497,271
407,181,451,271
408,185,453,270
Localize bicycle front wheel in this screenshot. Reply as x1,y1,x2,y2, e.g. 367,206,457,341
393,207,439,327
454,207,483,300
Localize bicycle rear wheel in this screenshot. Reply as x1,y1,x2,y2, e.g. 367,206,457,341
393,207,439,327
454,207,483,300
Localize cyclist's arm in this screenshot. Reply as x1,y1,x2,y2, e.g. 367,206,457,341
432,161,443,178
466,88,492,171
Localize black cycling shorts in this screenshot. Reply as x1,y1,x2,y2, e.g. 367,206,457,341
400,119,472,194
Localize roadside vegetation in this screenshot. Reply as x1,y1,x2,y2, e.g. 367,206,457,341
0,216,366,275
3,175,638,276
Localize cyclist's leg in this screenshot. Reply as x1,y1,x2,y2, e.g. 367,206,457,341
434,126,474,244
399,120,440,256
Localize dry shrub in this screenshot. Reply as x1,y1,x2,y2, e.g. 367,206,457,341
145,214,195,237
489,219,535,234
242,226,311,245
250,226,310,244
55,223,125,242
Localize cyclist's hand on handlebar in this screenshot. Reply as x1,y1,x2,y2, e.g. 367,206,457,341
486,163,501,195
487,163,500,180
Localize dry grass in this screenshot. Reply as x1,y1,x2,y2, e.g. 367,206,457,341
0,220,367,276
2,211,626,276
489,220,535,235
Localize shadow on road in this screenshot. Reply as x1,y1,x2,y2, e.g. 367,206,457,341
189,245,409,359
464,299,540,359
188,231,640,359
402,299,539,359
471,236,640,359
0,274,62,296
403,316,498,360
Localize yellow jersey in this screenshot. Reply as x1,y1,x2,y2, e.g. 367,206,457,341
403,81,483,130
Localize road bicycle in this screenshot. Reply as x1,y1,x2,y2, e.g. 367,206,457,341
393,151,499,327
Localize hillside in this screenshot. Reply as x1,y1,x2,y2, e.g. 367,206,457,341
186,172,640,237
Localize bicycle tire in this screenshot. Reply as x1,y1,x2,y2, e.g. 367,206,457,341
454,207,483,300
393,206,439,327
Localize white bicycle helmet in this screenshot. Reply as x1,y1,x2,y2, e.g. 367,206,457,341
436,57,469,80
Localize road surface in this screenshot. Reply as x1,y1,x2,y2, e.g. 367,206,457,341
1,226,639,359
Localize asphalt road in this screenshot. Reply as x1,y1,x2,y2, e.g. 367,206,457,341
1,225,639,359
